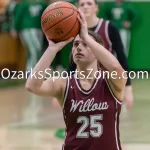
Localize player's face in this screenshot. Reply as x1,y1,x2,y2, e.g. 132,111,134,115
72,35,96,65
116,0,123,3
78,0,98,18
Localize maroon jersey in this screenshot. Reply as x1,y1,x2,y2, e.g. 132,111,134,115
94,19,112,53
62,73,122,150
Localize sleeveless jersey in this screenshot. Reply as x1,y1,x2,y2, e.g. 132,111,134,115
62,73,122,150
94,18,113,53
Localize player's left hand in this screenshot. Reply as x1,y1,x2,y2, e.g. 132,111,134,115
77,9,88,40
123,85,134,111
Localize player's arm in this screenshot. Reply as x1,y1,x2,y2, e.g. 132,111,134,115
84,36,127,92
25,38,74,103
78,9,127,99
108,22,134,108
108,22,131,86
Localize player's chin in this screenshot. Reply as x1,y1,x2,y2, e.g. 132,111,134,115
75,59,89,65
74,58,82,63
75,58,83,63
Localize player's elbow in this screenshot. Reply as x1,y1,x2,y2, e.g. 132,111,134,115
111,64,122,74
113,63,125,73
117,66,127,86
25,83,34,93
25,81,39,93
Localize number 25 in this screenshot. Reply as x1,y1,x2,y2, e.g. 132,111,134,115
76,114,103,138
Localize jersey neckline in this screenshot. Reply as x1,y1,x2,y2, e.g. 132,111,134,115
74,72,99,95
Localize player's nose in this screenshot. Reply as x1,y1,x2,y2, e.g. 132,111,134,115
77,43,83,52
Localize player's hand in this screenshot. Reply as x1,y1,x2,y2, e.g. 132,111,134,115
46,36,74,51
122,21,131,29
77,9,88,40
123,85,134,111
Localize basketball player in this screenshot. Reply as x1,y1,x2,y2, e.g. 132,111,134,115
14,0,47,72
104,0,139,58
25,9,127,150
69,0,133,111
13,0,47,123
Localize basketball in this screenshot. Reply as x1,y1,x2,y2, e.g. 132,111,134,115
41,1,80,42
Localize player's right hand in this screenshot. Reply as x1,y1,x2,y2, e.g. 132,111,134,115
46,36,74,51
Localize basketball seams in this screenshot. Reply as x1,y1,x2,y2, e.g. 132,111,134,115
43,8,75,32
53,13,79,41
42,2,79,42
42,7,77,18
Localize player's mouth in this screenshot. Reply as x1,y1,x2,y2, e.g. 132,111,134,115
82,9,90,14
75,53,84,57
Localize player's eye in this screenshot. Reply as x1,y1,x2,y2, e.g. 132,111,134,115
80,3,85,7
87,2,92,6
73,42,79,47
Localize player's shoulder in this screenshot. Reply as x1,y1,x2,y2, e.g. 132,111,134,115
100,18,112,28
103,20,119,34
55,77,68,86
100,18,116,32
58,76,72,91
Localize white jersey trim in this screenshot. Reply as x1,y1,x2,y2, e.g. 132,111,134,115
62,77,70,110
94,19,103,33
62,144,64,150
74,73,99,95
104,78,122,105
105,21,112,51
115,101,120,150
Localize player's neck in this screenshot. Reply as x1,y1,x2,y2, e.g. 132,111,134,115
86,16,100,28
76,63,98,83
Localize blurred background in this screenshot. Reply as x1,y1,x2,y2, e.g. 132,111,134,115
0,0,150,150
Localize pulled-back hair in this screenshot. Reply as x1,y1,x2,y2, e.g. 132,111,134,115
67,30,104,75
88,30,103,45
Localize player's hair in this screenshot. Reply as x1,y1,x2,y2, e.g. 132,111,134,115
67,30,104,75
88,30,103,45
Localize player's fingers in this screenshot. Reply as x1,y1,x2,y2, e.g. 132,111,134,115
78,9,86,23
67,37,74,43
46,36,50,42
59,37,74,47
46,36,55,45
46,36,49,41
126,100,133,111
77,15,83,25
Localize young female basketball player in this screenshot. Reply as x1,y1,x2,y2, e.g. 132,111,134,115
70,0,133,111
25,9,127,150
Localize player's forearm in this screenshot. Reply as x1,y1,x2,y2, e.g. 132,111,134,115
84,35,123,72
25,46,58,90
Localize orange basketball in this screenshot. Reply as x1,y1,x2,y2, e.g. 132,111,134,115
41,1,80,42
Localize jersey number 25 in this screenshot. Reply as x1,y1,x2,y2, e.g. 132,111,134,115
76,114,103,138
